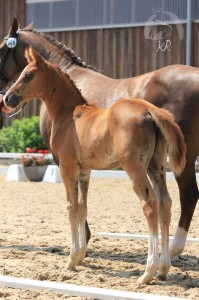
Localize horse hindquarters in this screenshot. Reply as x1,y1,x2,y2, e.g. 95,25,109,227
146,104,187,265
110,106,161,284
146,105,186,278
147,131,172,280
119,122,170,284
109,99,185,284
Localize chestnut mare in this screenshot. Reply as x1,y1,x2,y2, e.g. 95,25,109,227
4,47,186,284
0,18,198,258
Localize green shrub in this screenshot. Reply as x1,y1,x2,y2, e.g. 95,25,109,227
0,116,48,152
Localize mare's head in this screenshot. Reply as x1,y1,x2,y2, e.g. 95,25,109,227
0,18,94,93
0,18,33,113
0,18,32,91
3,46,48,111
0,18,94,113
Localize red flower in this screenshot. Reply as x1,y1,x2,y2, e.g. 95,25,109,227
43,149,50,154
26,147,35,153
37,149,43,154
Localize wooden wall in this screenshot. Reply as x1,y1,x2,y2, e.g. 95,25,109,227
49,24,186,79
1,2,199,126
0,0,25,41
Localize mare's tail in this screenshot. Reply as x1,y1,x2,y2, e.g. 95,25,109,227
148,106,186,176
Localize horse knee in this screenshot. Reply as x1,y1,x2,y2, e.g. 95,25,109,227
159,199,172,226
142,199,158,219
67,205,78,224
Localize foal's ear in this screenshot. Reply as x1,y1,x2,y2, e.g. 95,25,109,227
24,47,32,63
25,46,46,66
8,18,19,36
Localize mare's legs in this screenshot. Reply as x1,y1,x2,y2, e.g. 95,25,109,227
170,154,199,259
148,139,171,280
60,164,79,270
77,169,91,265
85,220,91,244
122,163,159,284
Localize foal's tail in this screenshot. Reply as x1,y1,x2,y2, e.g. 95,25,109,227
148,106,186,176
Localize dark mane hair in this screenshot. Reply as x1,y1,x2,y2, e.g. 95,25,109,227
64,71,88,105
23,28,96,71
48,59,88,106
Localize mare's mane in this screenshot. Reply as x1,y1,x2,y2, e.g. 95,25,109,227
21,28,96,71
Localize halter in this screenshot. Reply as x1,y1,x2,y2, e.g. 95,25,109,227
0,46,10,87
0,33,26,127
0,34,18,90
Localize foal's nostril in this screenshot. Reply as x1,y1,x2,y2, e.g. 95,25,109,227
3,95,8,104
3,93,22,108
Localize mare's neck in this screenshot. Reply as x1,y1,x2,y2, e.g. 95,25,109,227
41,65,85,123
21,31,73,71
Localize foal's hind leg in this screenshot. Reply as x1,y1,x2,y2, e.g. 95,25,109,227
148,140,172,280
122,164,159,284
76,169,91,265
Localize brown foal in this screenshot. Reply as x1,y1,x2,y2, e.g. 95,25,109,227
3,47,186,284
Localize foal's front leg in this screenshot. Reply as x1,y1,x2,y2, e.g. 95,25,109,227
60,164,79,270
77,169,91,265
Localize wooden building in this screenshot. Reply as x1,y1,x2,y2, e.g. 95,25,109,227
0,0,198,125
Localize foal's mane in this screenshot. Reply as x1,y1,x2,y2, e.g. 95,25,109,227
48,61,88,106
22,27,96,71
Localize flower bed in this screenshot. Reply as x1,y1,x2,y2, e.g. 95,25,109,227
21,147,52,167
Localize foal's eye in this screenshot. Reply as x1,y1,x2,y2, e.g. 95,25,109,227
23,72,34,83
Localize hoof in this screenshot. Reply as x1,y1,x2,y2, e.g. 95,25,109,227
158,261,170,281
76,258,84,266
137,274,152,285
76,247,87,266
67,260,77,271
156,271,167,281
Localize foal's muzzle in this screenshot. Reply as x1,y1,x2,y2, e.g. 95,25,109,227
3,93,22,108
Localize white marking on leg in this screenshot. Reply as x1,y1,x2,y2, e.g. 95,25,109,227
170,227,188,259
138,234,159,284
77,220,87,265
157,230,171,280
67,221,80,270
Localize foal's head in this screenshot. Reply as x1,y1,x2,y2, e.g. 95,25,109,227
3,46,52,111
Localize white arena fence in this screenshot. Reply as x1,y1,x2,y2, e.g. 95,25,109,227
0,152,53,159
0,276,191,300
1,152,199,181
96,232,199,243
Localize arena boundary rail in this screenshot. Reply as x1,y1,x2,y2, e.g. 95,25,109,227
0,275,190,300
95,232,199,243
